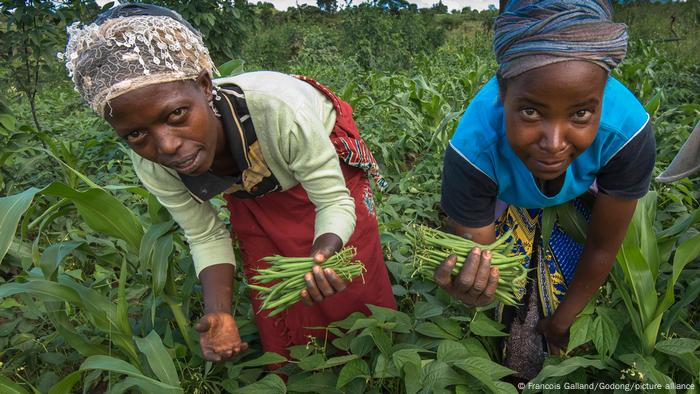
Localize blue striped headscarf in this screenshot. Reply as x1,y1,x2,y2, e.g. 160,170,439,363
494,0,628,79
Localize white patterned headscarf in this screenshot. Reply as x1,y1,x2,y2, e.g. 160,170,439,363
61,3,215,116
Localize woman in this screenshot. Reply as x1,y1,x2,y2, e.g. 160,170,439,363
435,0,655,379
63,3,395,363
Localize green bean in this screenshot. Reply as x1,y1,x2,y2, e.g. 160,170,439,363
250,246,365,315
411,225,527,305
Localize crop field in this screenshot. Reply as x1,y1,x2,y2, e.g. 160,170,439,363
0,1,699,393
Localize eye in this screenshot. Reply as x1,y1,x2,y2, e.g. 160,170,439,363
125,130,146,143
572,109,593,123
519,108,540,120
169,107,187,122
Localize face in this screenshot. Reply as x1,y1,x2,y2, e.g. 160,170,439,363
106,71,224,176
501,61,607,181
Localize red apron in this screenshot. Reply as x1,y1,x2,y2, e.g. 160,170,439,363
223,77,396,358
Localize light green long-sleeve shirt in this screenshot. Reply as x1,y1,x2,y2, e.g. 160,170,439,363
130,71,356,276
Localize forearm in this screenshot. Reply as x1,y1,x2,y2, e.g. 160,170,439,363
444,217,496,245
199,263,235,314
551,247,616,328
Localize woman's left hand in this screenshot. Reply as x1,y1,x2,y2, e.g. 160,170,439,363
537,317,570,356
301,233,347,306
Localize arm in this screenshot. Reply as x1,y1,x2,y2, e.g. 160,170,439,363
283,106,357,304
130,153,244,361
540,121,657,353
541,194,637,353
286,109,356,249
433,144,501,306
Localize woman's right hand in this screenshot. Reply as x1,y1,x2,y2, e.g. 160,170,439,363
195,312,248,362
433,248,500,307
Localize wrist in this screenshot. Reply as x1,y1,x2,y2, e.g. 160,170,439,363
200,263,234,315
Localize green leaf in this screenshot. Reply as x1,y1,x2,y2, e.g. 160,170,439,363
369,326,392,355
591,313,620,357
393,348,422,371
286,371,340,393
567,314,592,352
336,358,370,388
541,207,556,245
644,91,662,117
217,59,246,77
437,340,470,364
80,355,182,393
618,353,674,386
554,203,588,245
0,280,82,305
39,241,83,280
313,354,359,371
349,334,375,356
420,360,466,391
152,233,174,296
298,354,326,371
48,371,82,394
42,183,144,253
237,352,287,368
403,362,422,394
453,357,515,381
0,188,41,262
139,221,173,270
134,331,180,387
415,321,459,340
233,374,286,394
0,375,30,394
655,338,700,357
469,313,508,337
530,357,607,384
414,301,443,319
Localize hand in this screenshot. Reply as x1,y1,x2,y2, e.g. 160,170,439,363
195,312,248,362
301,233,347,306
536,316,570,356
433,248,500,307
310,233,343,263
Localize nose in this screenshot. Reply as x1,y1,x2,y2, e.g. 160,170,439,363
153,127,183,157
539,121,568,154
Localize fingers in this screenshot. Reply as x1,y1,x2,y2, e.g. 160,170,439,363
195,316,211,333
434,255,457,289
324,268,347,292
453,248,482,294
302,266,346,306
466,250,492,298
304,271,325,303
201,341,249,362
313,265,336,297
313,251,328,264
475,267,499,305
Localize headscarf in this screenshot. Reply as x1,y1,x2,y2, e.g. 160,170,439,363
493,0,628,79
61,3,215,116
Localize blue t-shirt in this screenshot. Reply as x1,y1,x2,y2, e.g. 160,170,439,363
442,76,655,227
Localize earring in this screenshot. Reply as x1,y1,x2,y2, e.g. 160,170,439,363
212,86,222,101
208,99,221,117
209,85,222,117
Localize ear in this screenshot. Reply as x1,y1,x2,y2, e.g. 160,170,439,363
195,70,214,100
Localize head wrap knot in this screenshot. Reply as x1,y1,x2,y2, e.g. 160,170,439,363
493,0,628,79
61,4,215,116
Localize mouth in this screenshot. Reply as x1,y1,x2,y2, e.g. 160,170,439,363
169,150,202,174
533,157,567,173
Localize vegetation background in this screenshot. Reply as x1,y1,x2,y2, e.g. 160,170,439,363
0,0,698,393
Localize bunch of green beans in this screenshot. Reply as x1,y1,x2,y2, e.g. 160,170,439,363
249,247,366,317
410,226,529,306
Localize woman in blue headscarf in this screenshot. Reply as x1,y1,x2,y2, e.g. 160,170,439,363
433,0,655,379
